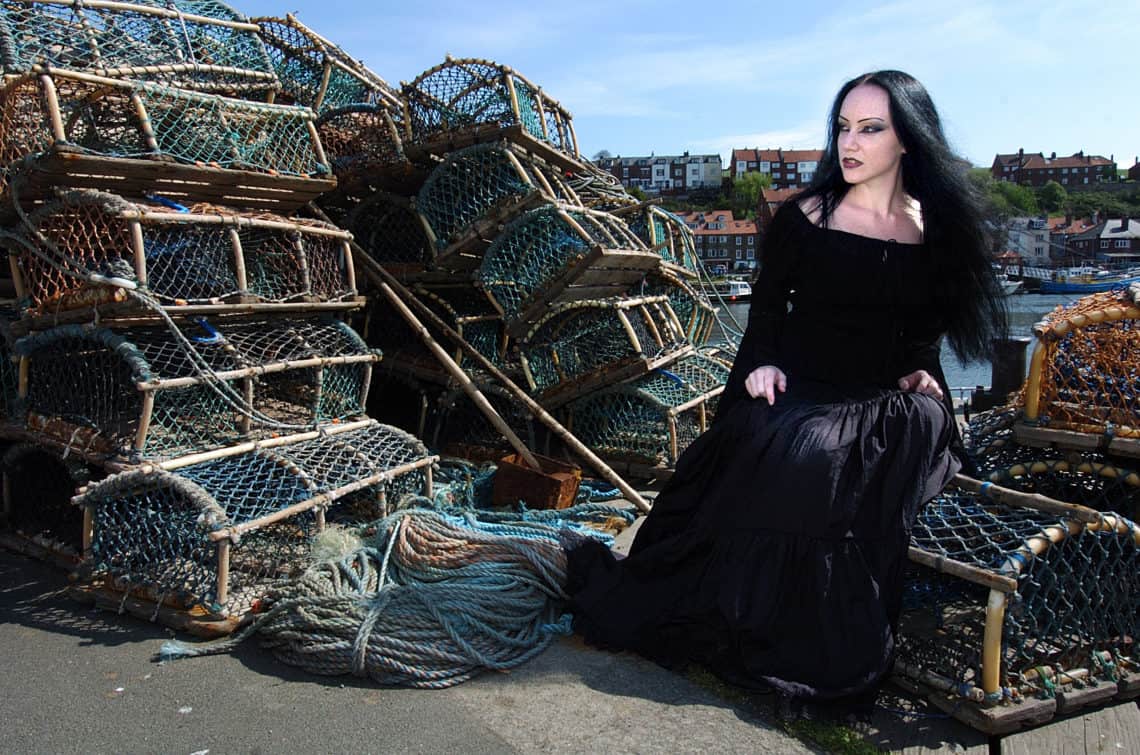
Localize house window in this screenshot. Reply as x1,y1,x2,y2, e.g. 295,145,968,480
736,250,743,260
622,167,629,176
747,249,755,260
736,237,742,245
1100,240,1110,249
720,235,727,243
747,236,755,245
1116,240,1130,248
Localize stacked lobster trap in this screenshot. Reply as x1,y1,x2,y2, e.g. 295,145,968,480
889,285,1140,733
0,0,437,631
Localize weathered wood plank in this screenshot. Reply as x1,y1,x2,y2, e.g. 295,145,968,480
999,701,1140,754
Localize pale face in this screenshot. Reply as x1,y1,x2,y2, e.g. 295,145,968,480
836,84,906,189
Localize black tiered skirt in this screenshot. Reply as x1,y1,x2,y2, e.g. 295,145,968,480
565,381,960,699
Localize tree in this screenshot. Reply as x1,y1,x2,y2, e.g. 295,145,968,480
1038,181,1067,213
994,181,1039,215
628,185,647,202
730,171,771,217
591,149,613,162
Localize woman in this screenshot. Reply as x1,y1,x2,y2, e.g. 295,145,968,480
564,71,1006,707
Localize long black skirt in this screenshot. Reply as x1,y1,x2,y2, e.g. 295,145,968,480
564,381,960,700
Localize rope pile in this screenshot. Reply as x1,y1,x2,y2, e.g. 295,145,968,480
160,508,574,688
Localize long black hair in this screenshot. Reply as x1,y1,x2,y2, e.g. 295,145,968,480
798,70,1007,363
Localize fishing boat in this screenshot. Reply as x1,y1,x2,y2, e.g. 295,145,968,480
997,274,1023,295
1038,267,1140,294
701,278,752,302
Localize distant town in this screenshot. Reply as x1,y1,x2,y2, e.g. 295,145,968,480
592,148,1140,278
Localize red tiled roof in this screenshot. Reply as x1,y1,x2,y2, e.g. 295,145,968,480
780,149,823,163
1020,153,1113,170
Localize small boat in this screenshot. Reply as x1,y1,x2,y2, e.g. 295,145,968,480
701,278,752,302
1039,269,1140,294
998,275,1023,295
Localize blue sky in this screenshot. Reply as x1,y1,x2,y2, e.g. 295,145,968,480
236,0,1139,170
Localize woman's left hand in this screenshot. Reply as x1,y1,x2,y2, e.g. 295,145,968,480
898,369,944,400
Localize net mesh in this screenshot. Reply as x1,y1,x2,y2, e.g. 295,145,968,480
416,142,579,251
566,353,728,467
1029,289,1140,438
625,205,700,274
643,275,717,346
902,490,1139,697
342,193,435,272
8,191,354,312
478,204,653,319
316,103,407,181
0,0,277,93
520,297,688,396
17,318,378,460
428,383,537,458
79,421,433,614
253,15,397,113
0,72,328,176
402,57,576,157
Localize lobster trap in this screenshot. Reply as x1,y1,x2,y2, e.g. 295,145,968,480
625,204,700,277
340,192,435,276
427,382,538,460
0,68,333,211
253,14,399,114
401,56,579,161
564,351,729,476
900,486,1140,733
6,190,356,316
519,295,691,406
316,102,409,187
360,281,511,387
74,419,437,623
644,274,718,346
0,442,94,565
1018,287,1140,460
477,203,663,330
416,141,580,269
15,317,379,461
0,0,278,94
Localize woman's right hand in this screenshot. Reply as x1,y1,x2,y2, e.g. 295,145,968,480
744,365,787,405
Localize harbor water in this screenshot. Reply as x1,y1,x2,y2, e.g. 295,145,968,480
712,293,1077,402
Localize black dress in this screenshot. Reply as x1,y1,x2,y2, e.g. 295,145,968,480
564,203,962,700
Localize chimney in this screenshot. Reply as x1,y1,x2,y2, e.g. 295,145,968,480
1050,151,1056,160
1065,212,1073,227
1120,216,1130,232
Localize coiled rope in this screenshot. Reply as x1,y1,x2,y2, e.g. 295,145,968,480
160,509,575,688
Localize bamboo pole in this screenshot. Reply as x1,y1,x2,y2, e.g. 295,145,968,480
294,234,312,296
1023,341,1047,421
639,304,665,348
134,390,155,453
8,252,27,303
341,240,357,294
503,71,523,127
130,92,160,154
208,456,437,541
371,277,540,471
31,0,263,31
152,419,375,470
38,73,66,143
238,379,253,435
320,206,651,512
228,228,247,293
907,546,1018,592
894,659,986,703
501,146,538,190
980,588,1008,696
136,353,379,391
953,473,1102,524
128,219,148,287
215,539,230,606
120,211,350,238
306,119,329,173
615,309,643,355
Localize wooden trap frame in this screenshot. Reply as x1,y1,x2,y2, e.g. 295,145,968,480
519,295,692,407
415,141,582,271
14,316,380,462
0,0,279,95
401,55,578,161
5,188,357,316
477,203,664,335
899,478,1140,733
0,441,95,568
72,419,437,630
563,351,729,478
253,13,399,114
1016,286,1140,461
0,66,334,212
622,204,701,279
